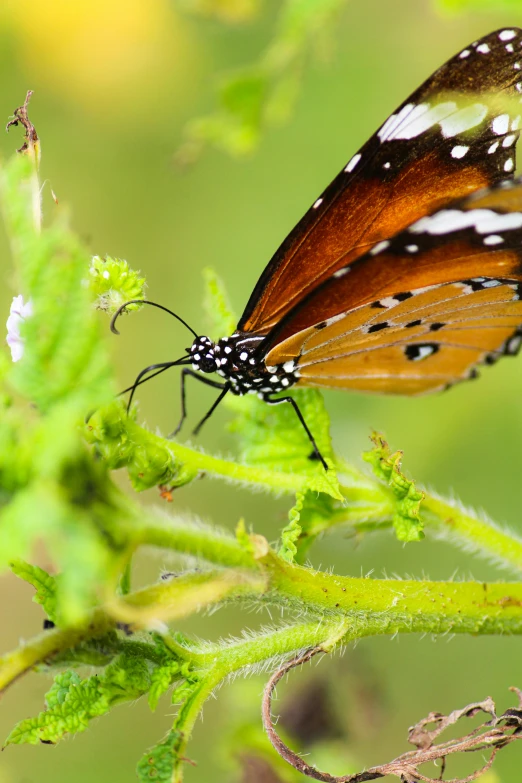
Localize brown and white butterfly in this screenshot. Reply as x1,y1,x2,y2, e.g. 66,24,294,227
115,27,522,469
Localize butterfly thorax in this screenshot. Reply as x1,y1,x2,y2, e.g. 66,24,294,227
189,333,300,397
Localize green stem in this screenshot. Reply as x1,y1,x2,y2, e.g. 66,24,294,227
109,568,264,624
423,494,522,572
0,609,114,692
134,513,256,569
257,547,522,635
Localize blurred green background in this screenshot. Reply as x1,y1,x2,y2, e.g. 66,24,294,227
1,1,522,781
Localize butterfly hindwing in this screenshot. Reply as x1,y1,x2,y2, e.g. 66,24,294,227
292,280,522,395
239,28,522,336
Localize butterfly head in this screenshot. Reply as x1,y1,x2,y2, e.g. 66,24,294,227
189,335,218,374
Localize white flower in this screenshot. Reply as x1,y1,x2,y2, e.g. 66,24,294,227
6,295,33,362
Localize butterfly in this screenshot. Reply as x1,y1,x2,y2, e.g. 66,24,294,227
113,27,522,471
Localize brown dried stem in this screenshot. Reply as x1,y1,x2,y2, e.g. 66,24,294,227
262,650,522,783
6,90,39,161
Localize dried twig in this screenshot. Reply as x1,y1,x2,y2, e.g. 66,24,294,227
262,649,522,783
6,90,40,161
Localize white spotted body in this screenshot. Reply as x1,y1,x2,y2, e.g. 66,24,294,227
189,334,300,397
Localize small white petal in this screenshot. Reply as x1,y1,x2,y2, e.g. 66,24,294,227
6,295,33,363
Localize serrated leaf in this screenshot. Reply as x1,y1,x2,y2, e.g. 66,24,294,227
227,388,341,499
148,660,181,711
278,493,303,563
0,151,130,622
279,490,340,562
4,652,152,747
136,730,183,783
10,560,58,622
363,434,424,543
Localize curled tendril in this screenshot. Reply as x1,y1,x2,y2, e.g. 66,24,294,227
262,650,522,783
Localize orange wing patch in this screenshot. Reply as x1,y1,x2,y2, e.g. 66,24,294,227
285,281,522,395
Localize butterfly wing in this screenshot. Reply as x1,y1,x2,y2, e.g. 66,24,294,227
239,27,522,336
262,178,522,394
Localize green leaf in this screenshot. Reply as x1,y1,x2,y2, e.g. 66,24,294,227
279,494,303,563
1,156,114,413
136,730,184,783
10,560,58,622
227,388,342,498
148,660,181,711
0,151,135,622
177,0,349,159
279,490,340,562
4,652,152,747
363,434,424,542
88,255,146,314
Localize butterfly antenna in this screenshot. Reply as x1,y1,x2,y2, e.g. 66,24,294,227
110,300,198,339
124,357,191,413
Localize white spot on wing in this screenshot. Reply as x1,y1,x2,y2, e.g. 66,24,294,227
459,49,470,58
378,103,415,142
476,43,490,54
370,240,390,255
405,244,418,253
488,141,499,154
504,158,515,172
451,144,469,158
502,134,517,147
492,115,510,135
379,297,400,309
325,313,346,327
345,153,361,173
313,198,323,209
383,161,391,169
499,29,517,41
483,234,504,245
410,208,522,236
413,345,436,360
439,103,487,138
333,267,349,278
506,43,515,52
392,102,456,140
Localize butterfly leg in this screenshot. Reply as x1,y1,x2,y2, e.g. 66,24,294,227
264,395,328,471
192,384,230,436
170,369,229,437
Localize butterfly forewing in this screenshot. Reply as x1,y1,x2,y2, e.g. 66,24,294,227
239,27,522,337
